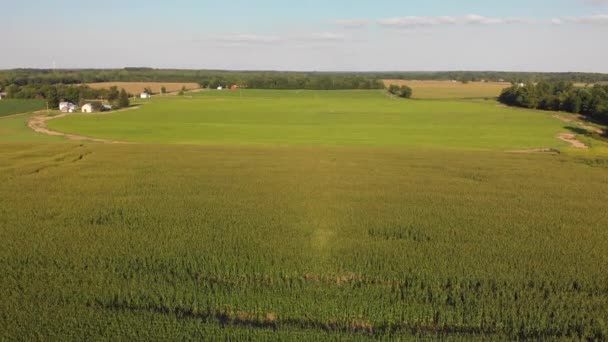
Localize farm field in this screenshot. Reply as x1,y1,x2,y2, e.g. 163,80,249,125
382,80,511,99
86,82,200,94
1,143,608,340
0,99,45,117
48,90,568,151
1,89,608,340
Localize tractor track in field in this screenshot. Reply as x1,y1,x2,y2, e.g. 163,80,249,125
27,106,140,144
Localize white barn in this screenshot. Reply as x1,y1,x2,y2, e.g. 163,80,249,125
59,101,77,113
0,92,7,100
81,103,95,113
140,92,151,99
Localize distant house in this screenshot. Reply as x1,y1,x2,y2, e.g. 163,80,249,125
231,85,238,91
140,92,151,99
59,101,77,113
102,104,113,111
81,103,96,113
0,92,7,100
217,86,223,90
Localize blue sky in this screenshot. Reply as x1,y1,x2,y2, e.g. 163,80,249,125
3,0,608,71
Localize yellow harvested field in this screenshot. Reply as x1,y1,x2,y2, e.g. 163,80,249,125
86,82,200,94
383,80,511,99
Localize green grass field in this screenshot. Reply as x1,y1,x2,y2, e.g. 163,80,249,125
0,113,63,142
48,90,567,151
0,99,45,117
1,89,607,340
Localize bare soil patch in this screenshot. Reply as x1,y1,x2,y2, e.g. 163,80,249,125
558,133,588,149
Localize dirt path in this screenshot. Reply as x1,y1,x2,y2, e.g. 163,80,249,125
506,149,558,154
557,133,588,149
28,107,140,144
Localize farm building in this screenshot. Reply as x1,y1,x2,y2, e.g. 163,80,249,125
217,86,223,90
0,92,7,100
231,85,238,91
140,92,151,99
102,104,113,111
81,103,96,113
59,101,77,113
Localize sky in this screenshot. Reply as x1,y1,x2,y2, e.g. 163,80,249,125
2,0,608,72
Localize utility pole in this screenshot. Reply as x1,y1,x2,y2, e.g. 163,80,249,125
46,101,49,115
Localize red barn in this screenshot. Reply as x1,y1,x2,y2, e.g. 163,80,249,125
231,85,238,91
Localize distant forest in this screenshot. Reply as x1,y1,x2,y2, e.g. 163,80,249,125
1,68,608,90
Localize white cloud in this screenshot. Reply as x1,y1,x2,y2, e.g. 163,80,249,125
303,32,347,41
217,34,282,44
333,19,370,28
378,16,457,28
553,14,608,24
378,15,533,29
213,32,349,47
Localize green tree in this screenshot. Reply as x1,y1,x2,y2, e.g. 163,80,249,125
107,86,119,101
161,86,167,95
387,84,400,95
46,86,60,109
118,89,129,108
399,85,413,99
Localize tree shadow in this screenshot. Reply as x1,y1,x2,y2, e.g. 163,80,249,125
564,126,589,135
565,125,608,141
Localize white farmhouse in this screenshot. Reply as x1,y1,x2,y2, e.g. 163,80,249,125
217,86,223,90
140,92,151,99
59,101,77,113
0,92,7,100
81,103,95,113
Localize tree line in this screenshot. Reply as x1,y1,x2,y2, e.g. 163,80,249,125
498,82,608,124
0,69,384,91
1,83,129,109
3,69,608,90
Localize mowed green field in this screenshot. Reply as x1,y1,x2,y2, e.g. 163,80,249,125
48,90,568,151
1,89,608,340
0,99,45,117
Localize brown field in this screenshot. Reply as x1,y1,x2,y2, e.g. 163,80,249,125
383,80,511,99
86,82,200,94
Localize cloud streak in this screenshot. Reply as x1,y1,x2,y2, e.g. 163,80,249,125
551,14,608,24
377,14,534,28
333,19,370,28
214,32,350,47
216,34,282,44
